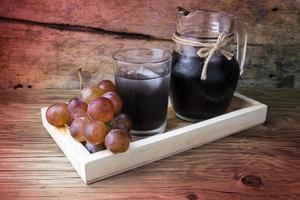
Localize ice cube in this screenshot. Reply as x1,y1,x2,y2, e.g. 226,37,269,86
135,67,162,90
152,67,166,76
118,67,136,78
135,66,159,79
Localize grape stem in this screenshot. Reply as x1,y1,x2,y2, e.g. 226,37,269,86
77,68,84,90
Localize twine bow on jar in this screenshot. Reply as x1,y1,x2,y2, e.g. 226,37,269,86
172,33,234,80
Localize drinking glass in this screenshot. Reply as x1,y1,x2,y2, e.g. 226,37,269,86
113,48,171,136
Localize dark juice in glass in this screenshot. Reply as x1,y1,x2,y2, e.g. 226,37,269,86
115,71,170,131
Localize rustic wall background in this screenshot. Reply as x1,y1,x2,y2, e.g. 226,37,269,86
0,0,299,89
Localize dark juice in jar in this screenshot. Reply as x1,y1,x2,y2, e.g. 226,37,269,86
170,50,240,121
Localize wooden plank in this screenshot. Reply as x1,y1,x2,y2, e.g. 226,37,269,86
0,20,172,90
0,20,299,90
0,0,299,45
0,88,299,199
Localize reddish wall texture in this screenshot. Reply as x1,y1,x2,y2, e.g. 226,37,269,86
0,0,299,88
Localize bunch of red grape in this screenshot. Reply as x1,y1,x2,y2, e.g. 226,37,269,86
46,80,132,154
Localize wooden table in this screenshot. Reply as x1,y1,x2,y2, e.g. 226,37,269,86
0,88,299,199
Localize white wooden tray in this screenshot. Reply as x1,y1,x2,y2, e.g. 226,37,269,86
41,93,267,184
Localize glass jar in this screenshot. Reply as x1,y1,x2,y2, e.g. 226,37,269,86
170,7,247,121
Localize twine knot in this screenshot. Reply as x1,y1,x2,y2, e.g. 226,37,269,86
172,33,234,80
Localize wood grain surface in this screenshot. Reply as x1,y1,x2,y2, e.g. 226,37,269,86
0,0,299,44
0,19,299,90
0,0,299,89
0,88,299,199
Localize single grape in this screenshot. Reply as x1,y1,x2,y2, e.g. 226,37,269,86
46,102,72,127
80,85,104,104
83,120,107,144
85,142,106,153
102,92,123,114
68,98,88,119
112,113,132,133
105,129,130,154
69,117,90,142
87,97,114,122
98,80,117,93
